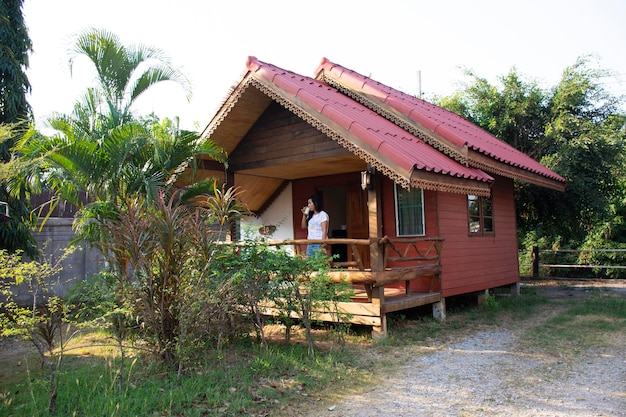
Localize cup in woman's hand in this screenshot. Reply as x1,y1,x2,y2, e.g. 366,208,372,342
303,207,310,215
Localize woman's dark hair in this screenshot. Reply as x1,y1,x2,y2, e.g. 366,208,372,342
307,195,322,221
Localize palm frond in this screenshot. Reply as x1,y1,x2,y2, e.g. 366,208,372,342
130,66,192,103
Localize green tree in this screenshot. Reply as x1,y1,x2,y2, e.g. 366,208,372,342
0,0,37,256
7,28,220,235
0,247,77,412
439,56,626,248
0,0,31,126
524,57,625,246
439,68,548,159
5,29,229,367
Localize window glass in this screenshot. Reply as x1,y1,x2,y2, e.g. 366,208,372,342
395,185,424,236
468,195,480,233
483,217,493,232
468,194,493,235
483,199,493,217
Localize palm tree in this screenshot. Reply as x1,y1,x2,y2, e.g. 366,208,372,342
8,28,225,254
6,29,234,367
68,28,192,128
11,27,217,209
14,118,225,210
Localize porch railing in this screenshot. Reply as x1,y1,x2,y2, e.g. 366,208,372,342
247,236,445,333
258,236,444,290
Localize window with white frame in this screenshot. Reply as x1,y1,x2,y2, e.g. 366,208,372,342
468,194,493,236
394,184,425,236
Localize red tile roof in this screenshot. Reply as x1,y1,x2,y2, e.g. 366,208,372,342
206,56,566,197
246,57,493,192
314,58,567,189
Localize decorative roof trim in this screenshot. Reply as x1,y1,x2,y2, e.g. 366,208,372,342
411,170,492,197
248,77,413,189
468,150,567,192
316,65,567,190
207,64,494,195
319,74,470,166
201,77,252,142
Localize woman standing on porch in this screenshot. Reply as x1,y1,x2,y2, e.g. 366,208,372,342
301,195,329,257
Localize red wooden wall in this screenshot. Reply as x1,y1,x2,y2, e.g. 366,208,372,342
293,172,520,297
379,174,519,297
435,176,520,296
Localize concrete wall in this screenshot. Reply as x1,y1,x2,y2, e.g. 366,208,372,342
11,218,104,304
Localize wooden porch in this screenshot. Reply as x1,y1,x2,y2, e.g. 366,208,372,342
261,236,445,337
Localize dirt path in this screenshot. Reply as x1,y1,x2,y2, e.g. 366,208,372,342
296,281,626,417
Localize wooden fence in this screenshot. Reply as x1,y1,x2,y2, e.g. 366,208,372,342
519,246,626,278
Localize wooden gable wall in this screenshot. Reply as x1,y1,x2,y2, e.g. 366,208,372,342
229,102,353,178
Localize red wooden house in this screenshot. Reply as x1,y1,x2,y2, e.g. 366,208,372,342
197,57,566,336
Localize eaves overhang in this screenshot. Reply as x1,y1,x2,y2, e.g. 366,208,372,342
243,57,493,196
315,58,567,193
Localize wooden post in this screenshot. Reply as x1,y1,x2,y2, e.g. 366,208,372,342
532,246,539,278
371,285,386,337
477,289,489,306
510,281,521,297
372,301,387,341
367,170,386,337
368,174,383,272
432,298,446,321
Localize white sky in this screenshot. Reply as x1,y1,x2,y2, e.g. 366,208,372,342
23,0,626,131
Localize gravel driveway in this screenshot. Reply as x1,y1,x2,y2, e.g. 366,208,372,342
298,282,626,417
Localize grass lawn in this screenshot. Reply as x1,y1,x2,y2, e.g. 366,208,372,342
1,282,624,417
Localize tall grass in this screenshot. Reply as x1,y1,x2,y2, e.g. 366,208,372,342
2,289,624,416
0,331,368,417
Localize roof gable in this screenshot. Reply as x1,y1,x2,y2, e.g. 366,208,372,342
201,56,568,213
204,57,493,198
314,58,567,192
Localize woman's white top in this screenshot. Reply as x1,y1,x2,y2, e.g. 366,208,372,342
307,210,329,240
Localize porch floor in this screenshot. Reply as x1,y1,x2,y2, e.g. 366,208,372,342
350,286,442,314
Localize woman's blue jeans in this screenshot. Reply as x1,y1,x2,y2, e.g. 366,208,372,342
306,244,321,257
